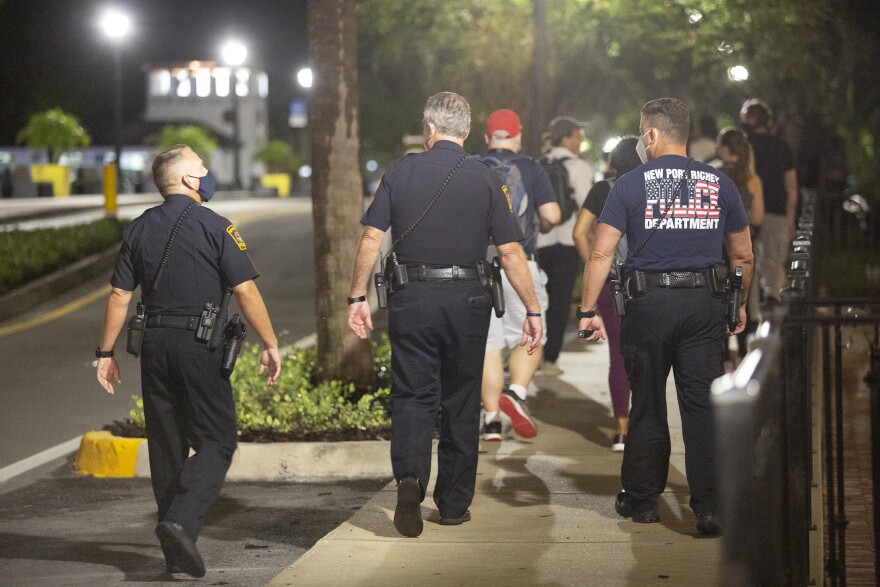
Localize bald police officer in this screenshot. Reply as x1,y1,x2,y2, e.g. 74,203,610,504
348,92,542,538
577,98,753,536
96,144,281,577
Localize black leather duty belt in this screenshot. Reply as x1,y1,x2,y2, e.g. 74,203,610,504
145,315,200,330
404,265,479,281
644,271,708,288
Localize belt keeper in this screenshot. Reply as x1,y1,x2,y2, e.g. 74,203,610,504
418,265,426,281
452,266,460,280
661,273,670,287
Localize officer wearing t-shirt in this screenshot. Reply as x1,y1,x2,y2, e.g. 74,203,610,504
96,144,281,577
347,92,542,538
576,98,753,536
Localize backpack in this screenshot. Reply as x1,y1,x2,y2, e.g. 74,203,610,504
480,155,538,251
539,155,579,223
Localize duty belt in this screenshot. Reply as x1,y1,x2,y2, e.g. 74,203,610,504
404,264,479,281
145,315,200,330
643,271,708,288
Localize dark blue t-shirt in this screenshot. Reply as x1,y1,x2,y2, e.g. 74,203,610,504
598,154,748,273
477,149,555,255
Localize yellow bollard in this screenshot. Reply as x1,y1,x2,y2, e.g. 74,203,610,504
103,163,118,216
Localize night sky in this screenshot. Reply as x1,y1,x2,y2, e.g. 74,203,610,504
0,0,309,146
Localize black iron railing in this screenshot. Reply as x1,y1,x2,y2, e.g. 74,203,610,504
715,196,880,586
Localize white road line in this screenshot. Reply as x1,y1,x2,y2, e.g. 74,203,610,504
0,435,83,484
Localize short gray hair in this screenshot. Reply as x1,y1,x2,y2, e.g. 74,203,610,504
423,92,470,139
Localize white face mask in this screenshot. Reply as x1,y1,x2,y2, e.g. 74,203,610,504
635,130,651,164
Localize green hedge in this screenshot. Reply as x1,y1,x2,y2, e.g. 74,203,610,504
0,218,123,295
126,336,392,441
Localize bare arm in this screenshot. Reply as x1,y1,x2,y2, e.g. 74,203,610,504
496,241,542,354
784,168,798,239
96,287,132,395
233,279,281,385
577,222,622,341
747,174,765,227
537,201,561,234
571,208,598,263
724,226,755,335
347,225,385,339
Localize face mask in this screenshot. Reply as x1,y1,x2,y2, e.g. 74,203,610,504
635,130,651,164
193,170,216,201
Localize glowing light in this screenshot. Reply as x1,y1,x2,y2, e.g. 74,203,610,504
602,137,620,153
365,160,378,173
297,67,313,89
687,9,703,24
727,65,750,82
298,165,312,179
221,41,247,67
717,41,733,54
100,9,130,38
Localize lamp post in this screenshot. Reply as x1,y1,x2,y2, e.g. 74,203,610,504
222,41,247,190
99,9,130,185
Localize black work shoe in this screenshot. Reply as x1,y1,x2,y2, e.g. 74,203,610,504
614,490,660,523
439,510,471,526
155,521,206,578
499,389,538,438
394,476,423,538
696,513,722,536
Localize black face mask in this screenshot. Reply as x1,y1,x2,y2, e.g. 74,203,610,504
189,170,216,201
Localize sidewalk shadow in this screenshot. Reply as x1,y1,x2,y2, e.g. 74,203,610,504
0,532,173,583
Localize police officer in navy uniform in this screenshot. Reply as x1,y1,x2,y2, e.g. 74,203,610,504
576,98,753,536
96,144,281,577
347,92,543,538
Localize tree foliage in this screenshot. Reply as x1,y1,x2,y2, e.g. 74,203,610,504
358,0,879,189
253,139,301,174
16,107,91,163
151,125,217,165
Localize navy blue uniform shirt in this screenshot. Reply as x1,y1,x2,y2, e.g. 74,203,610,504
599,155,748,273
362,141,522,266
111,194,259,314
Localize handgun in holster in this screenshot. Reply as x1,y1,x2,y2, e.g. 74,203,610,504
726,266,744,332
221,314,247,379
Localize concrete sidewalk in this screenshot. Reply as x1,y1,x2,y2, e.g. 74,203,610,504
268,337,722,587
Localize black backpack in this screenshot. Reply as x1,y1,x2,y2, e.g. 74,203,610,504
539,156,579,223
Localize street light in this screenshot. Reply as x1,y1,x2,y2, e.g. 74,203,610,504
99,8,130,187
222,40,247,190
296,67,313,89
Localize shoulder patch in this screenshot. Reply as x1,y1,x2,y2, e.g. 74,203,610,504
501,185,513,212
226,225,247,250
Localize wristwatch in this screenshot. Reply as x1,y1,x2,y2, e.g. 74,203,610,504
95,347,115,358
575,305,596,319
347,295,367,305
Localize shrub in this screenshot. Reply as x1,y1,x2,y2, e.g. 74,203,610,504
16,108,91,163
121,336,392,441
0,218,123,295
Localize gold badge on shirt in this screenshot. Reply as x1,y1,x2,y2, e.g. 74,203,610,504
501,185,513,212
226,225,247,250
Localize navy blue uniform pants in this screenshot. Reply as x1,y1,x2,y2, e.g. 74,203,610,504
140,327,237,540
537,244,581,363
618,286,725,516
388,280,492,518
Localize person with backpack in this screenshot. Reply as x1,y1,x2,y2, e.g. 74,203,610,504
572,137,642,452
477,109,560,442
536,117,594,376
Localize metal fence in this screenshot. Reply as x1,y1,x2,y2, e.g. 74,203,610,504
714,196,880,586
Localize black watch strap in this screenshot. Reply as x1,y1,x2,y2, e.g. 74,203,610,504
347,295,367,305
95,347,115,358
576,305,596,319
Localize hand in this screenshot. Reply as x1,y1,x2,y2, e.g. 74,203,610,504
578,315,607,342
259,347,282,386
347,301,374,339
97,357,121,395
727,305,747,337
519,315,543,355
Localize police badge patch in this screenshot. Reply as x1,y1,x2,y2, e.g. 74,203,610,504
501,185,513,212
226,225,247,250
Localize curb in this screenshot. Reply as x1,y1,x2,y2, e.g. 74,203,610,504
0,244,119,324
75,431,394,481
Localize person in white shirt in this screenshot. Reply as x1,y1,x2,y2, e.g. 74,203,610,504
537,117,593,375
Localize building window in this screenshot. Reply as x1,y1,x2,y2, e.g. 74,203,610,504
258,72,269,98
214,67,230,97
175,70,191,98
195,68,211,98
149,69,172,96
235,68,250,97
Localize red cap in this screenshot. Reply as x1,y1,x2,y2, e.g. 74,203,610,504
486,109,521,139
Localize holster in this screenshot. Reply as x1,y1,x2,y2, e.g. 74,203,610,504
126,302,146,357
475,258,505,318
707,264,729,298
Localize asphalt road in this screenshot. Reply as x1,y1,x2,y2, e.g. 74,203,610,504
0,198,315,469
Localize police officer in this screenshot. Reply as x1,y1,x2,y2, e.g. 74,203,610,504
347,92,542,538
96,144,281,577
576,98,753,536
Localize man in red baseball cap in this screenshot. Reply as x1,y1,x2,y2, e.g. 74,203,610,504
477,108,560,443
